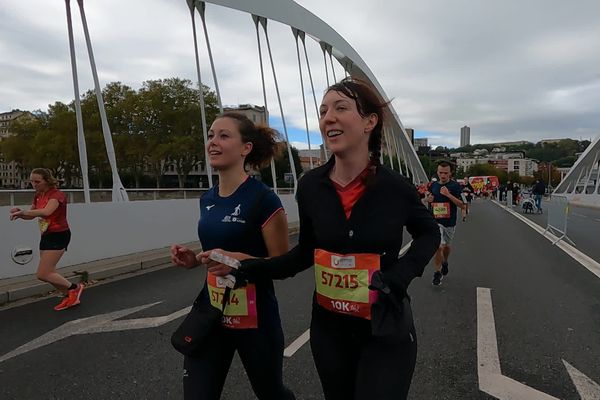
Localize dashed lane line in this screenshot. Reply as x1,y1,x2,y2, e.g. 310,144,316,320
283,329,310,358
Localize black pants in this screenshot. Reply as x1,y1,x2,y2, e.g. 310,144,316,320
310,307,417,400
183,321,295,400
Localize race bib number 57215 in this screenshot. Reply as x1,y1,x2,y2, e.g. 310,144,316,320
314,249,380,319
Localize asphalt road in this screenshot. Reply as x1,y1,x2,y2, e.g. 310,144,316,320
1,199,598,400
516,198,600,263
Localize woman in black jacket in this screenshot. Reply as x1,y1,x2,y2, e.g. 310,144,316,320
201,77,440,400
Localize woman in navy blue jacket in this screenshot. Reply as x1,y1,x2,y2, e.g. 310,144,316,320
204,78,440,400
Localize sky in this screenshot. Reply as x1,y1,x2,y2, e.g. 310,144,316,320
1,0,599,149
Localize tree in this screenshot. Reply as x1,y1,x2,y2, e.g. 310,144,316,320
466,163,500,177
260,144,303,188
534,162,561,187
137,78,219,188
1,104,80,186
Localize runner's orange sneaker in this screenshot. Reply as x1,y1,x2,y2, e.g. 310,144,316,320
53,283,84,311
53,296,71,311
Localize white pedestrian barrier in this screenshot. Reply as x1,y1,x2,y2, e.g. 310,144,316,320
506,190,513,208
544,195,575,245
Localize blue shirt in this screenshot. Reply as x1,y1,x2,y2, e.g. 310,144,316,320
429,180,462,227
197,176,284,327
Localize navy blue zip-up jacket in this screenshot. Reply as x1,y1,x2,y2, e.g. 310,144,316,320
240,158,440,298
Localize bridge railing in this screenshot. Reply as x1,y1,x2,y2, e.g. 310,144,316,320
0,187,298,207
0,189,208,207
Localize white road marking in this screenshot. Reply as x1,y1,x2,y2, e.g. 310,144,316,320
86,306,191,333
0,301,182,363
283,329,310,358
477,287,560,399
399,241,412,257
493,200,600,279
562,360,600,400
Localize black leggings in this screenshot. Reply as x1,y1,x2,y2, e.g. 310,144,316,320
310,308,417,400
183,322,295,400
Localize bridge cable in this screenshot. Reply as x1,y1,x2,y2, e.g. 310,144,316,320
75,0,128,201
64,0,91,203
292,29,313,169
259,17,298,193
320,42,330,87
328,49,337,82
582,153,599,194
188,1,213,188
301,36,328,161
252,16,279,191
197,2,223,112
383,126,395,171
391,127,404,176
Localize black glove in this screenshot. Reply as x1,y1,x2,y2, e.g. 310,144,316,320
232,257,266,288
368,270,391,295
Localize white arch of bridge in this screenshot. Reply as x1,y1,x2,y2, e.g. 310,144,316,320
64,0,428,202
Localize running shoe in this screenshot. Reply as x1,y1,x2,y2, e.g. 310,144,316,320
53,296,71,311
441,261,449,276
432,271,442,286
54,283,84,311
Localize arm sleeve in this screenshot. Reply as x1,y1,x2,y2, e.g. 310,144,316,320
48,190,65,204
258,189,284,228
452,184,463,200
239,180,316,280
381,182,441,296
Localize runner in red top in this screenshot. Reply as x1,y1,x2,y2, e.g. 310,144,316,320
9,168,83,311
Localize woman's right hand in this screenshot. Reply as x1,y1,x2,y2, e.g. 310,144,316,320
9,208,23,221
170,244,199,269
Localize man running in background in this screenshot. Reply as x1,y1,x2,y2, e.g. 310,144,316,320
426,161,466,286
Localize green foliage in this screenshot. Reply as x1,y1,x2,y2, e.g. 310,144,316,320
259,145,303,187
1,78,221,188
451,139,588,168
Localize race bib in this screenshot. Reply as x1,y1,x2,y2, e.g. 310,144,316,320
431,202,451,219
207,273,257,329
38,218,49,233
314,249,380,319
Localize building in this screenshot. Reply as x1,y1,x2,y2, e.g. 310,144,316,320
0,110,34,188
507,158,538,177
223,104,268,125
456,157,490,172
298,149,323,172
414,138,428,150
457,154,538,177
485,140,532,147
404,128,414,144
460,125,470,147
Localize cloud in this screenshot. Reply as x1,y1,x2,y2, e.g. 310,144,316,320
1,0,599,148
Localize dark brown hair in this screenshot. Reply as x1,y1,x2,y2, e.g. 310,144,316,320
216,112,282,170
324,77,389,165
30,168,58,188
436,160,455,173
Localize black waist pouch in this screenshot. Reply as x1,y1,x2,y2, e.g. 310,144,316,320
171,287,231,357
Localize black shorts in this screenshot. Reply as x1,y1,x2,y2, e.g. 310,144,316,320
39,230,71,251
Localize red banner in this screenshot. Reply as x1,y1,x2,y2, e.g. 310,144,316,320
468,176,499,193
